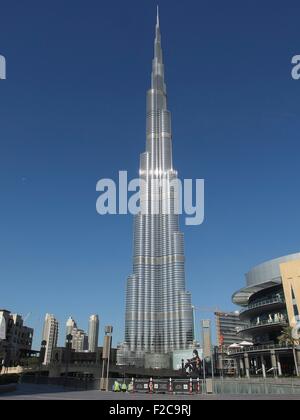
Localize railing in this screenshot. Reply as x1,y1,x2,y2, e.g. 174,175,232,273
214,378,300,395
237,318,288,333
228,343,293,355
20,375,300,395
241,297,285,314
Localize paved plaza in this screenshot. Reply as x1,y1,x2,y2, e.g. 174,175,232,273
0,384,300,400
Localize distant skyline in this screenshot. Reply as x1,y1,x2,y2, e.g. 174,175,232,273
0,0,300,349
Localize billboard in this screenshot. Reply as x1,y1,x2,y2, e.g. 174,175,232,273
172,348,203,371
0,313,7,340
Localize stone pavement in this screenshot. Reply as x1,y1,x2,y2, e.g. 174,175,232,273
0,384,300,400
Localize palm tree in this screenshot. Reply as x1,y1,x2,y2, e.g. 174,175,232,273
278,326,299,377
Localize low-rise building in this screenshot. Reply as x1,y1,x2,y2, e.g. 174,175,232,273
51,346,117,366
0,310,34,368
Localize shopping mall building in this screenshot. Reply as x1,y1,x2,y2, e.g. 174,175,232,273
231,253,300,377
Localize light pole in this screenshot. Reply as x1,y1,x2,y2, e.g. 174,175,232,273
101,326,113,391
192,306,197,345
38,340,47,380
65,334,72,385
106,326,113,390
201,319,214,393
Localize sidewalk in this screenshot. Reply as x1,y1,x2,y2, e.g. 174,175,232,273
1,384,300,400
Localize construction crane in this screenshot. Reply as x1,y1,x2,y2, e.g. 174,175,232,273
23,312,32,323
192,306,220,313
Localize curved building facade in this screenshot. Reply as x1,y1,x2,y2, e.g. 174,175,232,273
233,252,300,344
230,253,300,376
233,253,300,307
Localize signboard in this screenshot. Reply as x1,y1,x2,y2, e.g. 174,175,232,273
0,313,7,340
172,348,203,370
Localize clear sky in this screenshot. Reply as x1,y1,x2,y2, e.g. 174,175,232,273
0,0,299,349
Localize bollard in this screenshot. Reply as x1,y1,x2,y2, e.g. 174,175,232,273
149,377,153,394
197,377,201,394
189,378,193,395
169,378,173,394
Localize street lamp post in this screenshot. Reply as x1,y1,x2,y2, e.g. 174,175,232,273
201,320,214,394
38,340,47,380
100,326,113,392
65,334,73,385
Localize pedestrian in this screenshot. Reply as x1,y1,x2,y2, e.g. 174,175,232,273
113,380,121,392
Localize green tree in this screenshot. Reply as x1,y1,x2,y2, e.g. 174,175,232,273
278,326,299,377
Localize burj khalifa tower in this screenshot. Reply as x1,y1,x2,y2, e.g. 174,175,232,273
123,9,194,363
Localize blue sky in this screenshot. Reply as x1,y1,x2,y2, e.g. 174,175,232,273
0,0,299,348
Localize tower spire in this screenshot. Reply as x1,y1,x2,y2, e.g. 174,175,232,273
152,6,165,91
155,6,161,47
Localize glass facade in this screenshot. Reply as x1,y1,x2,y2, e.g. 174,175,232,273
215,312,249,347
124,13,194,357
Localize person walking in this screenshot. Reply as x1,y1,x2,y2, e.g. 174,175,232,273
113,380,121,392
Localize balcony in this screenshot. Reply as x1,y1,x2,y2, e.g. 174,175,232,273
239,296,285,320
237,318,288,335
228,343,294,356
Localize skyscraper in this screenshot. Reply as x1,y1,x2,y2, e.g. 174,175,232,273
42,313,59,365
123,10,194,362
65,317,89,352
66,316,77,338
72,328,89,352
88,314,99,352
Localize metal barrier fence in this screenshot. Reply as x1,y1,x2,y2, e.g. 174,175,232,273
133,378,205,395
20,375,300,395
214,378,300,395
